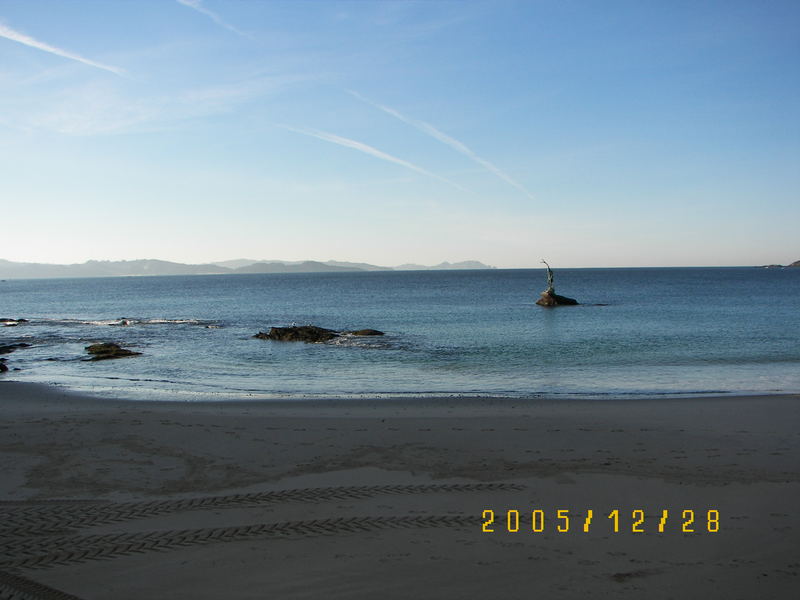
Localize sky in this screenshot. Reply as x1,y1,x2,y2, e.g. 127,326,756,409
0,0,798,268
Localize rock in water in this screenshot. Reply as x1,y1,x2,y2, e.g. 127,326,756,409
0,318,28,327
0,343,31,355
254,325,385,343
0,342,31,372
254,325,340,343
345,329,385,336
535,290,579,307
85,342,142,360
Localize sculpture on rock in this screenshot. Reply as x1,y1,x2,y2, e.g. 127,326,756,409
535,260,578,307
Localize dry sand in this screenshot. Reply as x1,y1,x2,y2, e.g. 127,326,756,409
0,381,797,599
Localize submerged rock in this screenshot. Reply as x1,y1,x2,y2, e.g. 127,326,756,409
85,342,142,360
254,325,385,343
0,343,30,355
345,329,385,336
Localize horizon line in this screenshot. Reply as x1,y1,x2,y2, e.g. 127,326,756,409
0,256,790,272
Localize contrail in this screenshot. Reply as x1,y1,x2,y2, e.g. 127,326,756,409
0,21,125,76
176,0,250,38
281,125,468,192
349,90,534,200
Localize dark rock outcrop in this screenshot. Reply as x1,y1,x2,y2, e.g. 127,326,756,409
254,325,385,343
1,318,28,327
0,342,30,373
345,329,385,336
0,343,30,355
254,326,339,343
85,342,142,360
789,260,800,267
535,290,579,306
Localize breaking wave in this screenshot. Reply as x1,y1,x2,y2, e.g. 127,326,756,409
18,318,218,327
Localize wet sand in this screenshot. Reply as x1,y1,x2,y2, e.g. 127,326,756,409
0,381,798,599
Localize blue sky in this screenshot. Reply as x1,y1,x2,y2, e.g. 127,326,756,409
1,0,797,267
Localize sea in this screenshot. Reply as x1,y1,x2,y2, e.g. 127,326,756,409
1,268,798,402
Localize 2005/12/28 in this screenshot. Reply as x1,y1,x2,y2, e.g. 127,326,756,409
482,509,720,533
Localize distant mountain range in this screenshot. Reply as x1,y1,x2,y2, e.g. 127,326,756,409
0,258,496,279
214,259,494,272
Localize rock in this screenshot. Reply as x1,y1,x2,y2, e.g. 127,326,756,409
254,325,385,343
0,359,7,373
85,342,142,360
536,290,579,307
254,326,340,343
1,318,27,327
0,343,31,355
789,260,800,267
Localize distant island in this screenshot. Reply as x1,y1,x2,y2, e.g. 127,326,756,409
760,260,800,269
0,258,496,279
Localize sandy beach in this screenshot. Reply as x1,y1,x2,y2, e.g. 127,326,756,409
0,381,797,599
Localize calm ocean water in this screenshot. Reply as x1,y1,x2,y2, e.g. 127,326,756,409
1,268,798,401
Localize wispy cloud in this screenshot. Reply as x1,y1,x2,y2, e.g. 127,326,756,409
176,0,250,38
349,90,535,200
0,21,125,76
281,125,468,192
4,76,296,136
